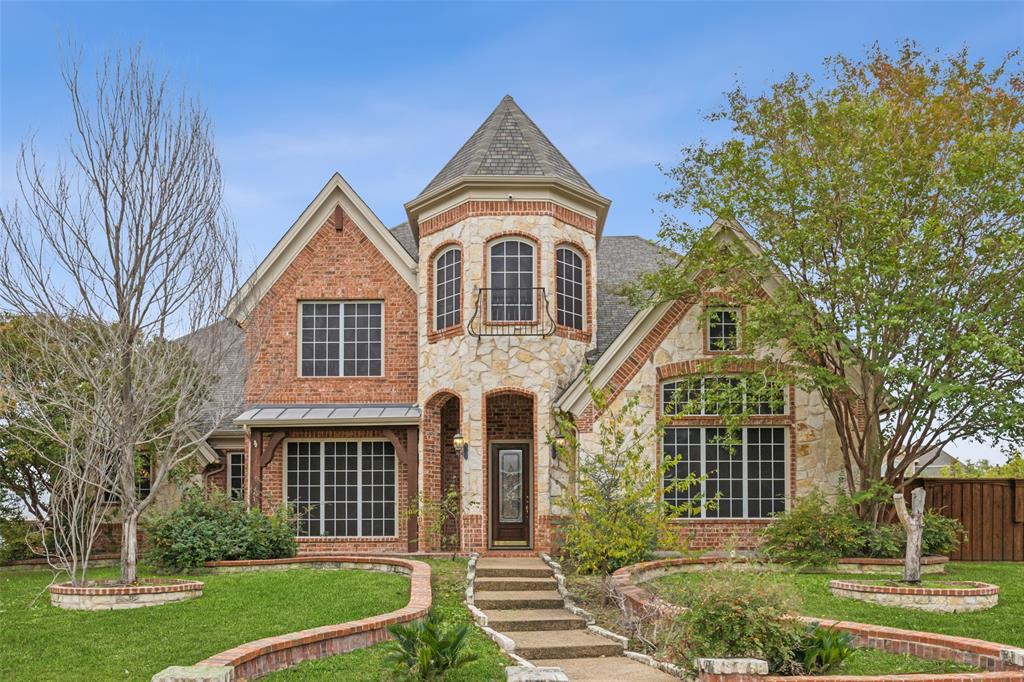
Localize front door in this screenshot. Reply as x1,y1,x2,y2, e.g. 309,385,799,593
489,442,531,547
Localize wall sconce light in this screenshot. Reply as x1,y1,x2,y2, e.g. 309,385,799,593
453,433,468,460
550,435,567,461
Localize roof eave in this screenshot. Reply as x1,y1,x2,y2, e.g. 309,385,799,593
233,417,422,428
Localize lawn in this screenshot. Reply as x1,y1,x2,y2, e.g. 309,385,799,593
265,558,510,681
652,562,1024,649
0,565,409,681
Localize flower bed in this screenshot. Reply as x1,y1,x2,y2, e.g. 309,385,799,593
48,578,204,610
829,579,998,613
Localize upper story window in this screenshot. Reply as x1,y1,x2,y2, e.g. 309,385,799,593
707,308,739,351
434,247,462,331
300,301,382,377
555,246,585,330
228,452,245,501
489,239,534,322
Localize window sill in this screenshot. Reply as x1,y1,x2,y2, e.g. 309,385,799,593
668,517,775,524
295,535,400,541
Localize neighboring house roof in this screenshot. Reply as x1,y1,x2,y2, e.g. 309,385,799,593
235,404,421,428
180,319,246,435
225,173,418,323
415,95,596,200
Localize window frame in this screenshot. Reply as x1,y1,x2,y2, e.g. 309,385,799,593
297,300,385,378
228,452,245,501
487,237,537,323
555,245,586,331
282,438,398,539
662,425,788,519
707,307,740,352
433,246,462,332
661,375,787,417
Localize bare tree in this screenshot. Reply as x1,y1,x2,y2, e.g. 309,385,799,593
0,47,240,584
894,489,926,584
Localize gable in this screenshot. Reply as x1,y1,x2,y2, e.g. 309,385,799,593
226,173,417,324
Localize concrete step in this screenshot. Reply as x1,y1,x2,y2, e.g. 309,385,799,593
509,629,624,660
476,557,553,578
483,608,587,631
545,656,679,681
474,590,564,610
475,576,557,592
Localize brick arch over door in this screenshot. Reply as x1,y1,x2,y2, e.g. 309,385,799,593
483,388,537,548
422,390,462,551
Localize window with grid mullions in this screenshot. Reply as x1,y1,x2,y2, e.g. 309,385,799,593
435,247,462,331
708,308,739,351
286,440,396,537
300,302,382,377
489,240,534,322
662,376,786,417
228,452,245,500
556,247,584,330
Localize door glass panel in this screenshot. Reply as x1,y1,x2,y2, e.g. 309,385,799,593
498,449,523,523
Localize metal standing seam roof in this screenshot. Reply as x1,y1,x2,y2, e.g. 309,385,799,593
234,404,421,426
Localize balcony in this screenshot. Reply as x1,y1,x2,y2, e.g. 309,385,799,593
467,287,556,337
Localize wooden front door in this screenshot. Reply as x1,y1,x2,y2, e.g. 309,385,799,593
489,442,531,547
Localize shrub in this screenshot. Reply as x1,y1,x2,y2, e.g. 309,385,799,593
793,623,855,674
858,523,904,558
147,490,296,572
385,609,478,681
759,492,862,567
922,510,965,556
0,516,34,565
665,571,802,672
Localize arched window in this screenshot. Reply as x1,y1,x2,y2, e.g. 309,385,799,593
434,247,462,330
489,239,534,321
555,246,585,330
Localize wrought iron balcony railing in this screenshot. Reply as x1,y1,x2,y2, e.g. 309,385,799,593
467,287,556,337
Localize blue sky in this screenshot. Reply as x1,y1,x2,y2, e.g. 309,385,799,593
2,1,1022,463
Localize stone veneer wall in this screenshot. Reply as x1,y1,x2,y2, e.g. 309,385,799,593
416,211,598,552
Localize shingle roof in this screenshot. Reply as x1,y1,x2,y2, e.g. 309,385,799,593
181,319,246,433
417,95,596,199
389,222,418,260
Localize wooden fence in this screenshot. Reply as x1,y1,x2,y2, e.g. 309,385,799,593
909,478,1024,562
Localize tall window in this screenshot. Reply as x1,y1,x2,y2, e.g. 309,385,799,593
228,452,245,500
489,239,534,322
662,376,786,417
300,302,383,377
708,308,739,351
434,247,462,331
555,246,584,330
286,440,396,537
663,427,786,518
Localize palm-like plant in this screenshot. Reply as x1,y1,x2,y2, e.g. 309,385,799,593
385,609,478,681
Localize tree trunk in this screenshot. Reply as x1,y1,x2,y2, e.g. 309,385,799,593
894,488,925,584
119,510,139,584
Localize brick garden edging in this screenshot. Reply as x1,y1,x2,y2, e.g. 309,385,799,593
829,579,999,613
835,556,948,575
152,556,431,682
609,557,1024,681
49,578,204,611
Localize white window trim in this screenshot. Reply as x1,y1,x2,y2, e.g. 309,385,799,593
487,237,537,323
661,376,787,417
282,438,398,539
663,426,789,520
228,451,245,500
296,300,386,378
434,246,462,332
555,245,586,330
707,307,740,352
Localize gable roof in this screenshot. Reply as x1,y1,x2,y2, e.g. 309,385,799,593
225,173,418,323
416,95,596,200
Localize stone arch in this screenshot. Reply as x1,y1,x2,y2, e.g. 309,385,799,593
422,390,462,550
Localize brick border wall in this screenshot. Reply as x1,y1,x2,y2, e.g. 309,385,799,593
192,556,431,680
610,557,1024,679
418,199,596,237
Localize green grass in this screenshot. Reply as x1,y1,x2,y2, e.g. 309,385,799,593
833,648,978,676
265,558,509,681
655,561,1024,655
0,566,409,681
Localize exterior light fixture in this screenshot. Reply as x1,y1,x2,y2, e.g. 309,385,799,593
453,433,468,459
551,435,568,461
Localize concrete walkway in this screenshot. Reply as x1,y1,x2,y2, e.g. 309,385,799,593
474,557,677,681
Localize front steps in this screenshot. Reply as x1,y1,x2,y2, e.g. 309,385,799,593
473,557,678,680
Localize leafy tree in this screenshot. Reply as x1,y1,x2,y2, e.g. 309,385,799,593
638,42,1024,518
941,452,1024,478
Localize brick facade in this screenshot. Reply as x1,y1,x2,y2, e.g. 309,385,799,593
418,199,596,238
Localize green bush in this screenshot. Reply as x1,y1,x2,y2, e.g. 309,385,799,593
922,510,965,556
858,523,904,558
0,517,34,565
793,623,855,674
665,571,802,672
147,490,296,572
759,492,862,567
385,608,478,681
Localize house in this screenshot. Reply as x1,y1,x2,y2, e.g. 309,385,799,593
199,95,846,555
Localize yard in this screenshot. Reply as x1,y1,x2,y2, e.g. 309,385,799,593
0,565,409,681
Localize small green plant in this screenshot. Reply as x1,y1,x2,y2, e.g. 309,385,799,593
922,510,966,556
759,492,862,567
385,609,478,681
858,523,904,559
793,623,855,674
407,488,463,558
664,571,802,672
146,489,296,571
